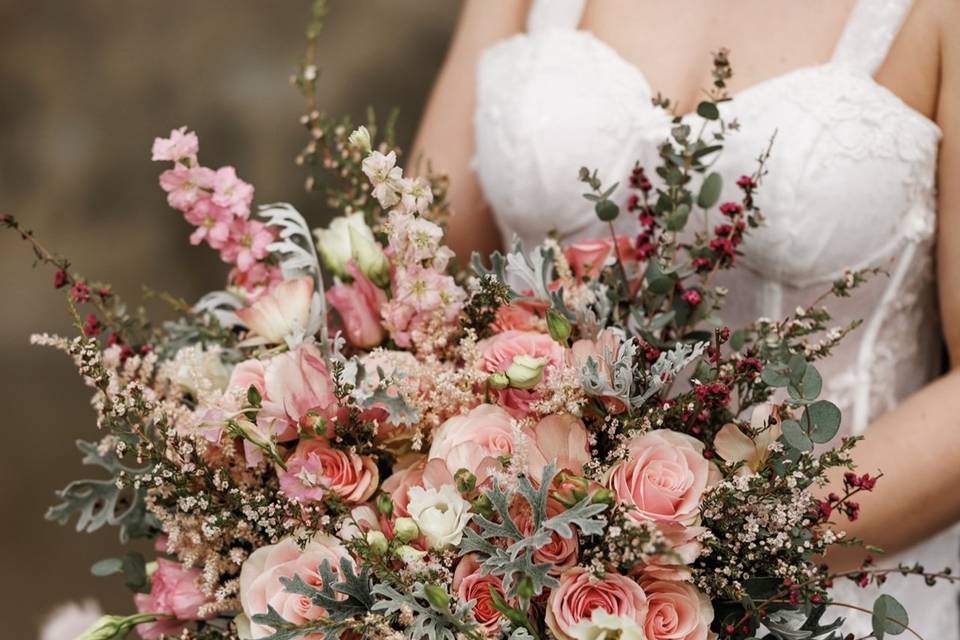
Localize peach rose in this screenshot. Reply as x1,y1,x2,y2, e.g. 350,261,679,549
569,328,628,414
326,263,387,349
564,237,635,281
492,303,543,333
278,439,378,505
606,431,714,525
134,558,212,639
453,555,511,635
546,567,648,640
428,404,516,481
510,497,579,573
523,413,591,482
239,535,352,640
642,580,714,640
236,276,316,346
635,522,706,581
381,456,453,517
477,330,566,418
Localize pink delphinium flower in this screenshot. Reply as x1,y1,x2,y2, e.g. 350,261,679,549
183,197,232,248
221,218,273,271
133,558,211,639
229,262,283,302
278,438,379,504
212,166,254,218
151,126,199,163
326,263,387,349
159,164,215,211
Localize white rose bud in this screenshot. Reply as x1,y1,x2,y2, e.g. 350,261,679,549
405,484,473,549
506,354,548,390
395,544,427,564
314,213,374,278
348,224,390,287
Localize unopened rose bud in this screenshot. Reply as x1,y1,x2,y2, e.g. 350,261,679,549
395,544,427,564
394,517,420,543
591,488,616,507
506,354,548,390
423,584,451,610
546,308,572,344
487,372,510,390
348,126,372,153
376,493,394,518
349,225,390,288
366,530,388,555
454,468,477,493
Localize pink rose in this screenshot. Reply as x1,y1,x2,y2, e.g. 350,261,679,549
279,439,378,505
546,566,648,640
510,497,579,573
239,535,352,640
134,558,211,639
523,413,591,481
381,457,453,517
569,329,629,414
453,555,512,635
236,276,315,346
564,237,635,281
326,263,387,349
477,331,565,418
428,404,516,481
260,342,339,437
641,580,714,640
606,431,715,525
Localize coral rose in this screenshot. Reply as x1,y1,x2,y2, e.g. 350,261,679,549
278,439,378,505
546,567,648,640
239,535,352,639
606,431,715,525
523,413,591,481
453,555,511,635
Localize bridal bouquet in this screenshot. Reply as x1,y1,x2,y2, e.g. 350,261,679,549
5,11,948,640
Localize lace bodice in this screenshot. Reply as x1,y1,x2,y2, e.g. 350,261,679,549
474,0,957,635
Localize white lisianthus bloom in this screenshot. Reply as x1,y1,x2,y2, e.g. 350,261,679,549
406,484,473,549
314,212,375,277
161,345,229,401
568,611,647,640
399,175,434,215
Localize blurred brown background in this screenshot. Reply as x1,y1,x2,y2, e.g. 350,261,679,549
0,1,458,635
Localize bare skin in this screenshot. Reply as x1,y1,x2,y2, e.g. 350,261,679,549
411,0,960,572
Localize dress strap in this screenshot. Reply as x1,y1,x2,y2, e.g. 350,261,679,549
527,0,586,33
831,0,915,76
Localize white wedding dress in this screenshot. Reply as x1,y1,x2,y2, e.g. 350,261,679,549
473,0,959,635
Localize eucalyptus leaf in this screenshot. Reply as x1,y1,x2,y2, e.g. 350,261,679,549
872,594,909,638
781,419,813,452
807,400,841,443
697,172,723,209
696,101,720,120
91,557,124,577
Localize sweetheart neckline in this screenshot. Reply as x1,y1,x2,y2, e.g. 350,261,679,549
484,28,942,137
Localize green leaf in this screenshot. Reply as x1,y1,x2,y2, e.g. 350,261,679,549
807,400,841,443
781,419,813,452
665,203,691,231
696,101,720,120
788,364,822,401
730,329,747,351
760,364,790,388
873,594,909,638
595,199,619,222
697,172,723,209
123,552,149,592
787,353,808,383
91,557,124,577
